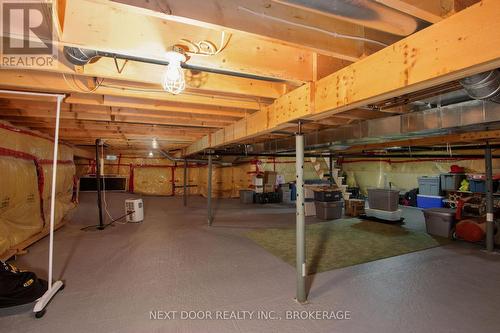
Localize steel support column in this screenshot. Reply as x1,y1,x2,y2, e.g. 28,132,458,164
95,138,104,230
207,154,213,226
183,158,188,207
485,143,494,251
329,153,333,185
296,132,306,303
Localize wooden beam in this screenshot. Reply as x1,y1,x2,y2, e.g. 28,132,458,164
185,1,500,155
111,0,395,60
2,44,285,99
373,0,447,23
0,69,264,110
5,118,210,135
3,99,242,122
345,129,500,152
73,146,94,159
65,94,250,118
313,1,500,117
0,107,232,128
375,1,481,23
59,0,315,82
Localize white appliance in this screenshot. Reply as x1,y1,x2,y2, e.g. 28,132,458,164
125,199,144,223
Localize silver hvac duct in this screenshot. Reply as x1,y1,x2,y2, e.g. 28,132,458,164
159,150,231,166
460,70,500,104
250,99,500,153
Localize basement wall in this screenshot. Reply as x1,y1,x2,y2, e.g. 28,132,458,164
0,121,76,257
342,157,500,194
75,156,327,198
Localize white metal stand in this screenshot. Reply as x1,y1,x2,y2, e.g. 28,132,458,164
0,90,66,318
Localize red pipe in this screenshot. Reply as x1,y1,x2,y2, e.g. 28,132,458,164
117,153,122,174
129,164,134,192
341,157,482,164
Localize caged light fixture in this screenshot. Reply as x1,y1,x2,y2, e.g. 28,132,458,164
162,46,187,95
152,138,159,149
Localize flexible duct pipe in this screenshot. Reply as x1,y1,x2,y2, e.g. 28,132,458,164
460,70,500,103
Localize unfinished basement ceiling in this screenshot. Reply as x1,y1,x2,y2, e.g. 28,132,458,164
0,0,493,157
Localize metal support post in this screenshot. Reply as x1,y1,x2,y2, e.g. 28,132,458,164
207,153,213,226
329,153,333,185
183,158,188,207
95,138,104,230
485,142,494,252
296,124,306,303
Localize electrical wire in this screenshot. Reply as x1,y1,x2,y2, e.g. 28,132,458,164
80,210,135,230
238,6,388,48
101,144,128,225
181,31,232,57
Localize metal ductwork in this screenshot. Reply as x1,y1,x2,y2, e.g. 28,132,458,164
63,47,100,66
245,99,500,154
275,0,429,36
159,150,232,166
460,70,500,104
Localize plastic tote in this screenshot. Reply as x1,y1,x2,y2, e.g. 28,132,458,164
314,201,343,220
417,195,444,209
423,208,456,238
367,188,399,211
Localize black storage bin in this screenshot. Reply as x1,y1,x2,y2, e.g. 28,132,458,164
313,190,342,202
255,192,280,204
347,187,360,199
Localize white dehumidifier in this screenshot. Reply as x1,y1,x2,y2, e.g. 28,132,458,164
125,199,144,223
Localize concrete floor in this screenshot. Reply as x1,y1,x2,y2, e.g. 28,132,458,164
1,192,500,332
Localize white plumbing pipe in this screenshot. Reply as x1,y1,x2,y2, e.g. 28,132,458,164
0,89,66,316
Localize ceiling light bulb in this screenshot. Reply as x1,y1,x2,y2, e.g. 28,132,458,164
162,50,186,95
152,138,159,149
148,151,154,157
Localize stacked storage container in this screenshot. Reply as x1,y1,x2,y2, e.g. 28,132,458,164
366,188,402,221
440,173,466,191
313,188,343,220
417,176,444,209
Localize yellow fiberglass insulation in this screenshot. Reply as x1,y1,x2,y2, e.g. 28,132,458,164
0,121,76,257
0,157,44,255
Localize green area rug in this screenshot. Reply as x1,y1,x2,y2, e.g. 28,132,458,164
246,219,449,274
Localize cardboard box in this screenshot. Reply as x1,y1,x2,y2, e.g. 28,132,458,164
345,199,365,217
253,175,264,186
263,171,277,185
264,184,275,193
304,201,316,216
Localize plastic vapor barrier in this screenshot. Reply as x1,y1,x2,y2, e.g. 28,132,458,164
0,121,76,257
0,157,44,255
342,158,500,194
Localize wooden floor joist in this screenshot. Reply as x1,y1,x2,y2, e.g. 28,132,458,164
185,0,500,155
